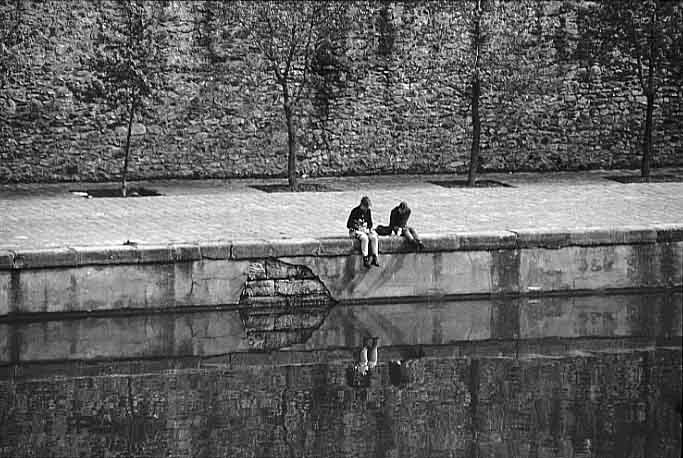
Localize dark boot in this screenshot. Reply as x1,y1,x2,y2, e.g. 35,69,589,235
363,256,371,268
371,255,380,267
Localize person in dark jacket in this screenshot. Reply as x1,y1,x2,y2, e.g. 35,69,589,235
347,196,380,268
390,201,424,250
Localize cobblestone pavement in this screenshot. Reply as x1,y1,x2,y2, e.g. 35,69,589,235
1,169,683,250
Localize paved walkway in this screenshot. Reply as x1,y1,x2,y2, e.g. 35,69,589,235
1,169,683,250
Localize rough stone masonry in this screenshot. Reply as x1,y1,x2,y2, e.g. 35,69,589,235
0,0,681,183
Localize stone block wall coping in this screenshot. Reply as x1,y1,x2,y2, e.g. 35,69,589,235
1,225,681,270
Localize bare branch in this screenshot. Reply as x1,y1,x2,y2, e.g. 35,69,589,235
293,9,316,103
439,79,468,98
625,9,647,89
284,22,298,78
263,12,283,81
647,4,658,94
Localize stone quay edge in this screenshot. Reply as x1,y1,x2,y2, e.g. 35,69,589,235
1,225,682,270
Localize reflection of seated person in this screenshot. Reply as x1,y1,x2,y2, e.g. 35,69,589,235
346,337,379,388
356,337,379,375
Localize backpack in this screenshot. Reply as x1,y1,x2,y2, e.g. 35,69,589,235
375,225,392,236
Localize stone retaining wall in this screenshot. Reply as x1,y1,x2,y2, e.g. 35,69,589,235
1,1,682,183
0,227,681,359
1,228,682,317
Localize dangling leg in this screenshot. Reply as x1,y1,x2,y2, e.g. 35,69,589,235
402,226,416,247
358,342,369,374
369,232,380,266
368,337,379,369
408,227,424,250
356,232,371,267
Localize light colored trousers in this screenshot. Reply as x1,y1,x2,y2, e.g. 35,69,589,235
350,229,379,257
358,344,378,374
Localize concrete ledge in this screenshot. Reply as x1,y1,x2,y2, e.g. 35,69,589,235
12,248,80,269
231,238,322,259
512,226,659,248
0,251,15,269
513,230,572,249
1,225,682,270
72,245,141,265
566,226,658,246
198,241,231,260
656,225,683,242
456,231,518,250
317,238,356,256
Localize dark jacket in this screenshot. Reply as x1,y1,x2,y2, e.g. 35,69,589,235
390,206,411,230
347,205,373,231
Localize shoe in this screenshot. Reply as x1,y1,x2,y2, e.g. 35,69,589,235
363,256,371,268
371,255,380,267
416,241,425,251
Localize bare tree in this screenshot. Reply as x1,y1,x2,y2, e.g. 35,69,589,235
223,1,344,191
90,0,166,196
429,1,503,185
585,0,682,179
430,0,544,185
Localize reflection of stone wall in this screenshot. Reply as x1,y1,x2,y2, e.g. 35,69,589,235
1,291,680,363
1,1,682,183
0,349,680,457
239,259,337,350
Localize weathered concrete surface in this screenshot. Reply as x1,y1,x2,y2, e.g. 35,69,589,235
2,292,679,364
3,260,250,314
519,242,683,291
282,251,494,300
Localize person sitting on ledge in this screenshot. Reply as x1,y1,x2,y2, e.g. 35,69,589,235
347,196,380,268
389,201,424,250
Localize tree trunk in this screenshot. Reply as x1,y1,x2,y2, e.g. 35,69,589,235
641,5,657,180
284,104,297,191
122,101,136,197
468,76,481,187
641,90,654,179
468,0,482,187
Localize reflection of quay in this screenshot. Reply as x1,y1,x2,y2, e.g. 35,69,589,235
0,289,680,366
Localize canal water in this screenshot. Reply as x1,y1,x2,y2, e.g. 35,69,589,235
0,290,681,458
